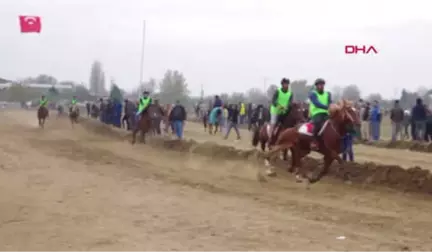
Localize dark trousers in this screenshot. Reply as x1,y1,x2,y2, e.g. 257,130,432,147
311,113,329,136
342,134,354,161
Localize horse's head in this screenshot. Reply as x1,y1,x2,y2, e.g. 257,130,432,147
286,102,306,124
331,99,360,126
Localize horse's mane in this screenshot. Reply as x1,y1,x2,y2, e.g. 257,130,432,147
329,99,354,117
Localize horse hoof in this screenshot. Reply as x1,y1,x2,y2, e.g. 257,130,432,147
264,159,270,167
295,175,303,183
256,172,268,182
265,168,276,177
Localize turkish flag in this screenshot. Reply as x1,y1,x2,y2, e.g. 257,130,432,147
19,15,42,33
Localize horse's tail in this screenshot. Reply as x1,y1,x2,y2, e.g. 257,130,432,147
252,126,260,147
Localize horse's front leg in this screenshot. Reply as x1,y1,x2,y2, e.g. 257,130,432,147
331,150,344,165
281,148,288,161
131,129,138,144
140,130,146,143
294,148,310,182
309,154,333,183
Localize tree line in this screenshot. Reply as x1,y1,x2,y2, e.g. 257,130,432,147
1,60,431,110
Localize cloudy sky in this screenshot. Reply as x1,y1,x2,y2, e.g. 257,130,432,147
1,0,431,97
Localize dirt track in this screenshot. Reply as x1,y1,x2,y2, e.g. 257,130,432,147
1,110,432,250
184,121,432,170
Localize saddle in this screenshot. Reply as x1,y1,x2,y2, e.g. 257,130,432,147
298,120,329,137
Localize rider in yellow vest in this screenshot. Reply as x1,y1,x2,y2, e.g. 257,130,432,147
269,78,293,142
308,78,332,148
39,95,48,107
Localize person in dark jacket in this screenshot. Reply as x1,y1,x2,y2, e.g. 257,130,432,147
224,104,241,140
390,100,404,141
169,100,187,139
411,98,427,141
213,95,223,108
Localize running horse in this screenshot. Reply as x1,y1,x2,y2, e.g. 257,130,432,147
131,104,161,144
69,104,80,127
37,106,49,128
267,99,360,184
252,102,305,174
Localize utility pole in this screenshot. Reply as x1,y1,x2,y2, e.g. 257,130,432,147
139,20,146,86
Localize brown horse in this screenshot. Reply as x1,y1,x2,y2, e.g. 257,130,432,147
131,104,160,144
267,100,360,184
37,106,49,128
252,102,305,174
69,105,79,127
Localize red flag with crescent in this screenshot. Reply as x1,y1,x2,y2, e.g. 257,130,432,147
19,15,42,33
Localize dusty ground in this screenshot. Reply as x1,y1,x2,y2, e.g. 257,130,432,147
186,121,432,170
1,110,432,250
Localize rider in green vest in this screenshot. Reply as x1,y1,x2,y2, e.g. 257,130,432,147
269,78,293,142
69,95,78,113
136,90,152,118
308,78,332,148
39,95,48,107
71,96,78,105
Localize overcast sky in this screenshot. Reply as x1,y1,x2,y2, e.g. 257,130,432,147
1,0,431,98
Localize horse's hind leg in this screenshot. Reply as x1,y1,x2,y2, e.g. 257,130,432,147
261,140,270,167
131,129,138,144
282,148,288,161
309,155,333,183
140,130,145,143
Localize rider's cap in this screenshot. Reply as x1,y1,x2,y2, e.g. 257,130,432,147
314,78,326,86
281,78,290,85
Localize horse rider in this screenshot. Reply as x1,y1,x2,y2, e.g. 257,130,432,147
69,95,78,113
308,78,333,149
269,78,293,142
135,90,153,122
39,95,48,108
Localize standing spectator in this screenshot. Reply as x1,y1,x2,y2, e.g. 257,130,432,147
239,102,246,124
355,99,363,139
342,132,354,162
224,104,241,140
425,109,432,142
402,110,411,140
99,98,106,123
86,102,91,117
369,100,381,141
169,100,187,139
390,100,404,141
360,101,371,140
220,105,229,133
411,98,427,141
247,103,253,130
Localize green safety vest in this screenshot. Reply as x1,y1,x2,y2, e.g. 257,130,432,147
40,98,48,106
270,88,292,115
309,91,329,117
138,97,151,112
71,98,77,105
